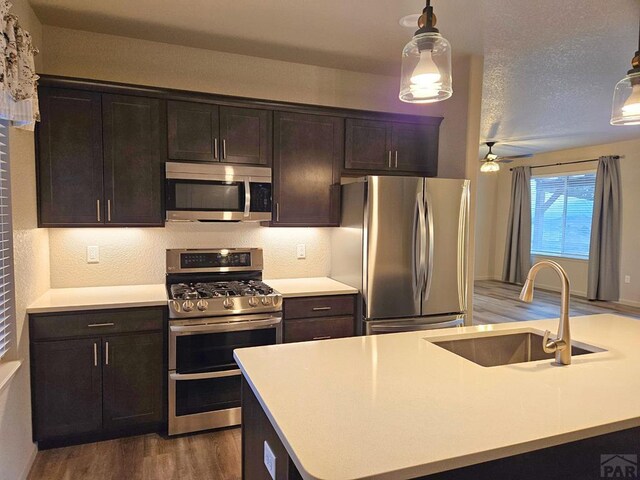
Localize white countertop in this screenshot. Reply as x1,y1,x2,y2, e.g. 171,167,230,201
264,277,358,298
234,314,640,480
27,284,168,314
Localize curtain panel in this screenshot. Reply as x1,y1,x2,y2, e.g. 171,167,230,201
502,166,532,284
0,0,39,130
587,156,622,301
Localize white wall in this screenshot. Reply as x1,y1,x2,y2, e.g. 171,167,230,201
0,2,50,479
39,26,482,289
475,137,640,307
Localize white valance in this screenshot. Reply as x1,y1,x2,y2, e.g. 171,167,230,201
0,0,39,130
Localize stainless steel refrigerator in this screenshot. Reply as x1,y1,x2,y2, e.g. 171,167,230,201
331,176,470,334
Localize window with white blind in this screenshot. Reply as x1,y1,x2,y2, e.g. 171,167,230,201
530,172,596,260
0,120,15,361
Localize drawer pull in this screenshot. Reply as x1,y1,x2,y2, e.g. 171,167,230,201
93,342,98,367
87,322,115,328
312,336,331,340
312,307,332,311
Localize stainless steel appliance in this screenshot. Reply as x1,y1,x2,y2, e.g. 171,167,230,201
331,176,470,334
165,162,272,222
166,248,282,435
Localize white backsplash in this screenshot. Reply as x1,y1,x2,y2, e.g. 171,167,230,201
48,223,333,288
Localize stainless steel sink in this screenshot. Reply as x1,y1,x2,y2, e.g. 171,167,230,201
431,331,604,367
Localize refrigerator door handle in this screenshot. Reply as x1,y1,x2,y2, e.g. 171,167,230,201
423,190,435,300
413,192,426,296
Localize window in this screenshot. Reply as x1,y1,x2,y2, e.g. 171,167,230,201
530,172,596,259
0,120,15,361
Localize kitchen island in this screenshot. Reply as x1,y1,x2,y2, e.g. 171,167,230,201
234,314,640,480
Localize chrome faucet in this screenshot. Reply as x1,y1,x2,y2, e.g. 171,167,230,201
519,260,572,365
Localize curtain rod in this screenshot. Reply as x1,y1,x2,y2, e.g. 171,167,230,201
509,155,623,171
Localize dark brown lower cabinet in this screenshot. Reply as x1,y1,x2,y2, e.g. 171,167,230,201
102,333,163,431
30,307,165,448
32,338,103,440
283,295,357,343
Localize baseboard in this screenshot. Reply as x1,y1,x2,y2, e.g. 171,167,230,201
19,443,37,480
473,275,496,281
617,298,640,308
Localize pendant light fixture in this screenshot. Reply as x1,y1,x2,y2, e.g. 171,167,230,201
611,17,640,125
399,0,452,104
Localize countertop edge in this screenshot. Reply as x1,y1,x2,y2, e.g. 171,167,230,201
26,299,168,315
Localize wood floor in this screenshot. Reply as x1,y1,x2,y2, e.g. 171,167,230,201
27,280,640,480
473,280,640,325
27,429,241,480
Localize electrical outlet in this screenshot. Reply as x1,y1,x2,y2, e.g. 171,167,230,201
264,441,276,480
296,244,306,259
87,246,100,264
625,275,631,284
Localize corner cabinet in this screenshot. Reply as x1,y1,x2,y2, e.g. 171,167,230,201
30,307,165,448
344,118,440,176
271,112,343,227
167,101,272,166
36,87,165,227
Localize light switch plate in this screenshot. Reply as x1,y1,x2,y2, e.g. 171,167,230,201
296,244,306,259
625,275,631,284
87,246,100,264
264,441,276,480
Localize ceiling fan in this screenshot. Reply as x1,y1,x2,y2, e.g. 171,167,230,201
480,142,532,173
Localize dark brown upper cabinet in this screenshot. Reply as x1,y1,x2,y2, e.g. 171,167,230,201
344,118,439,176
168,101,272,166
102,94,164,226
37,87,104,226
37,87,165,227
271,112,343,227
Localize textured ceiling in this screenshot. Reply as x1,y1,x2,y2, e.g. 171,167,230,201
481,0,640,156
29,0,640,154
28,0,484,75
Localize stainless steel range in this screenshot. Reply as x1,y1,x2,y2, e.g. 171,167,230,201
166,248,282,436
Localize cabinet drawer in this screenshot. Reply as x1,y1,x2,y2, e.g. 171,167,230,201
284,316,355,343
283,295,355,319
31,307,165,341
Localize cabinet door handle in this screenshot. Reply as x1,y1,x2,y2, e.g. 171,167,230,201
96,200,101,222
276,202,280,222
214,138,218,160
312,306,332,311
312,336,331,341
395,151,398,169
107,200,112,222
388,151,392,169
87,323,115,328
222,139,227,160
93,342,98,367
105,341,109,366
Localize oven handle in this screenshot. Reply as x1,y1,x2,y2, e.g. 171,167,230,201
244,179,251,218
170,369,242,381
170,316,282,334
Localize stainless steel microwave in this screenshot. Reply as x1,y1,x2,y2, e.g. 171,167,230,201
165,162,272,222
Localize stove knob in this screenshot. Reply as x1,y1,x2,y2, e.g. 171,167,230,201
248,296,259,307
261,297,272,306
169,300,181,313
183,300,195,312
196,300,209,311
223,297,235,310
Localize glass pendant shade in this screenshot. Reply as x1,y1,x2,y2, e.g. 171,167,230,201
611,72,640,125
400,32,452,103
480,161,500,173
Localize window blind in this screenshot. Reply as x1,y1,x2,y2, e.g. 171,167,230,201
0,120,14,361
530,172,596,259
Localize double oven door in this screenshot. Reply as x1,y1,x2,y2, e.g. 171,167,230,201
168,312,282,435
